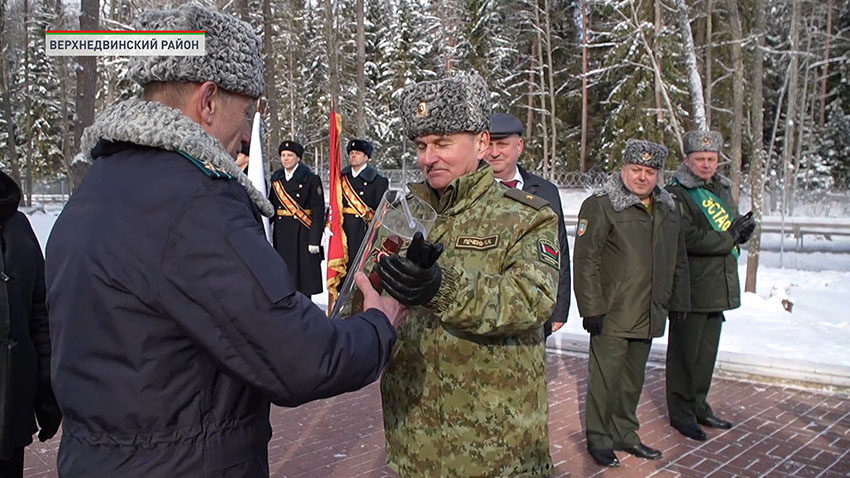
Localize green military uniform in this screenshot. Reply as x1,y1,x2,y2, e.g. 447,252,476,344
381,164,559,478
573,174,690,451
665,163,741,428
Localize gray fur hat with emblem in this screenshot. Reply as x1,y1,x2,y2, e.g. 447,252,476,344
683,130,723,154
128,3,264,98
399,72,491,140
623,139,667,170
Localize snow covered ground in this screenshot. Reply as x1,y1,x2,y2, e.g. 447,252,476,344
24,198,850,368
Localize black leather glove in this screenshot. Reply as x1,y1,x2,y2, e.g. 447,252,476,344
738,218,756,244
34,400,62,442
728,212,755,244
377,232,444,306
669,311,687,325
582,315,604,336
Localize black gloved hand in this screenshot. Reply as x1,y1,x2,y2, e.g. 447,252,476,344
668,311,687,326
582,315,604,336
404,231,444,269
738,218,756,244
377,232,444,306
728,212,755,244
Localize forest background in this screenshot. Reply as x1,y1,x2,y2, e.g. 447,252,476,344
2,0,850,290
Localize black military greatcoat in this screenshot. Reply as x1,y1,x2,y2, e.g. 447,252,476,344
341,165,389,272
269,163,324,296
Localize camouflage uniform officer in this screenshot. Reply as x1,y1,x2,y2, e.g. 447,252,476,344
376,73,560,477
574,140,690,467
665,131,755,441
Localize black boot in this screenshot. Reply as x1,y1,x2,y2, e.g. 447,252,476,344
621,443,662,460
588,448,620,467
672,422,707,441
698,414,733,429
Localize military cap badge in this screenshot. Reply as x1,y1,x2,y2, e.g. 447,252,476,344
416,101,429,118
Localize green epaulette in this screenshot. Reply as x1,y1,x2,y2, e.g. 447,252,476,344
504,188,549,210
177,150,234,180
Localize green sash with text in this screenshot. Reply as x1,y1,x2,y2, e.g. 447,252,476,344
671,178,740,260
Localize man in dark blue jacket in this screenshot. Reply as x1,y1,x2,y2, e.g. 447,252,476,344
487,113,571,336
44,5,404,478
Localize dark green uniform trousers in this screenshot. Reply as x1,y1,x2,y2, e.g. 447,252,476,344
585,335,652,450
666,312,723,426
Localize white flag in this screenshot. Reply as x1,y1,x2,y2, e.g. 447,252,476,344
247,112,272,244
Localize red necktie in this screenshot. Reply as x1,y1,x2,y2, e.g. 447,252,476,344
500,179,519,189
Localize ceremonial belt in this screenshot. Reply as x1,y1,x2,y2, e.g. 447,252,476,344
341,176,374,221
671,178,739,260
272,180,312,229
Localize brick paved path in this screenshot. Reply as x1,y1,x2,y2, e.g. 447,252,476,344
24,352,850,477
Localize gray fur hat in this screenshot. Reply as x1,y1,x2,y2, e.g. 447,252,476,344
623,139,668,170
399,73,491,140
683,130,723,154
128,4,264,98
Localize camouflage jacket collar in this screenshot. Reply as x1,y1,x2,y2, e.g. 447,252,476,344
80,97,274,217
672,163,731,189
409,161,494,215
604,172,675,213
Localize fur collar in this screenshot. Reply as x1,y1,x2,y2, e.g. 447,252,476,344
342,164,379,182
271,162,313,183
80,97,274,217
672,163,731,189
602,173,675,212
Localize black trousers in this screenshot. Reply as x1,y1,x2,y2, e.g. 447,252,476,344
0,447,24,478
666,311,724,426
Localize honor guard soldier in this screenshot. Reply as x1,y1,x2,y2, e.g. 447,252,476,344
573,140,690,467
342,139,389,272
666,131,756,441
269,140,325,296
43,4,403,477
487,112,570,337
375,73,560,478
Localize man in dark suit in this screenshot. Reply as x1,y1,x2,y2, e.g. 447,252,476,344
269,140,325,296
487,113,570,336
342,139,389,273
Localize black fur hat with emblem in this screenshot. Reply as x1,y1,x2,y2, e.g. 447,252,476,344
278,140,304,158
346,139,373,158
623,139,668,170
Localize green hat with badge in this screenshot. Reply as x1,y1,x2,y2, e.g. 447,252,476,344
623,139,667,170
683,130,723,154
399,72,491,141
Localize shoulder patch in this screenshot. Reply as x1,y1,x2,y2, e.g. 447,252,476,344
577,218,589,236
504,188,549,210
537,238,560,269
176,150,234,180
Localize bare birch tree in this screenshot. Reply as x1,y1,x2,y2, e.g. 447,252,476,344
672,0,706,131
704,0,712,128
542,0,556,180
355,0,365,136
746,0,767,293
782,0,801,216
725,0,745,200
819,0,833,128
580,0,588,172
262,0,279,157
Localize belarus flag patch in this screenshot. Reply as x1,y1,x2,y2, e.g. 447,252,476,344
537,239,560,269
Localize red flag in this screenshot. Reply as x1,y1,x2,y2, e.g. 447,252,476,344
326,108,347,314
